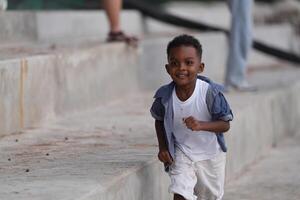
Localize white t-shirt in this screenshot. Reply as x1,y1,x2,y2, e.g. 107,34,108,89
172,79,221,161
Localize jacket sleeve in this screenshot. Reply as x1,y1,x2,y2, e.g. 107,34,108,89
150,98,165,121
206,85,233,122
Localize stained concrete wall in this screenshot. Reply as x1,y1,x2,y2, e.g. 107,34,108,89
0,43,139,137
0,60,21,136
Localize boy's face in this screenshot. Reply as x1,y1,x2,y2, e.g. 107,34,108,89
166,45,204,88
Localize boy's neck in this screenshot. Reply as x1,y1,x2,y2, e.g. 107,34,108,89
175,80,197,101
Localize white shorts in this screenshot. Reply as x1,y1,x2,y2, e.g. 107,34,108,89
168,148,226,200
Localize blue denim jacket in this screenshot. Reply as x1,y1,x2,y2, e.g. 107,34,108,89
150,76,233,166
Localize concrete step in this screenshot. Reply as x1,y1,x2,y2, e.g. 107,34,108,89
0,41,140,138
0,30,230,139
0,64,300,200
0,92,168,200
1,25,296,139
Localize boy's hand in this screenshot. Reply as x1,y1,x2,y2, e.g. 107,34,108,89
158,149,173,165
183,116,202,131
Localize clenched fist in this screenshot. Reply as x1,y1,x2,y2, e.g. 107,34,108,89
183,116,203,131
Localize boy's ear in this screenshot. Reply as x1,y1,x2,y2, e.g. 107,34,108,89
165,64,170,74
198,63,205,73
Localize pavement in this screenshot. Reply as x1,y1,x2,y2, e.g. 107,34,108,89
224,133,300,200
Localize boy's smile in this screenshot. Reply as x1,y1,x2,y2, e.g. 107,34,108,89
166,46,204,89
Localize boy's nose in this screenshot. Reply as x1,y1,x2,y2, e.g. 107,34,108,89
178,63,186,70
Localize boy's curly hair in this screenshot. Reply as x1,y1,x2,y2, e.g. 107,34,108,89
167,34,203,59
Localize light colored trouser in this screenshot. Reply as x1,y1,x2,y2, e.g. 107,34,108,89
168,148,226,200
225,0,253,86
0,0,8,10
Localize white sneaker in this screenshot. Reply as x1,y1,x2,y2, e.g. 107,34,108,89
226,81,257,92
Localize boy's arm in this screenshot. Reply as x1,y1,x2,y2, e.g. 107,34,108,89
203,84,233,133
155,120,173,165
184,117,230,133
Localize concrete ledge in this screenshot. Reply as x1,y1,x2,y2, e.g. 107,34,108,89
0,43,139,138
0,11,143,44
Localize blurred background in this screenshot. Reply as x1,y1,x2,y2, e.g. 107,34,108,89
1,0,300,200
3,0,292,10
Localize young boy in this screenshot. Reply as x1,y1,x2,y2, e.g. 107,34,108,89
150,34,233,200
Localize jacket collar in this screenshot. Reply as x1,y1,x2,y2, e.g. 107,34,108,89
153,75,225,104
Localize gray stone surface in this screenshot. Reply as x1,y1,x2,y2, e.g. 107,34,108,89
224,133,300,200
0,12,37,45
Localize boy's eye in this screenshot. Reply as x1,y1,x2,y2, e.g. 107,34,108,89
186,60,194,65
170,61,179,67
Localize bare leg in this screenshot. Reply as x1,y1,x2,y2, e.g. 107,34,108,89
102,0,122,33
174,193,186,200
102,0,138,45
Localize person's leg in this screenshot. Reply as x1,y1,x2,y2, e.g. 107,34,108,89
225,0,253,88
102,0,122,33
102,0,138,45
169,148,197,200
194,152,226,200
